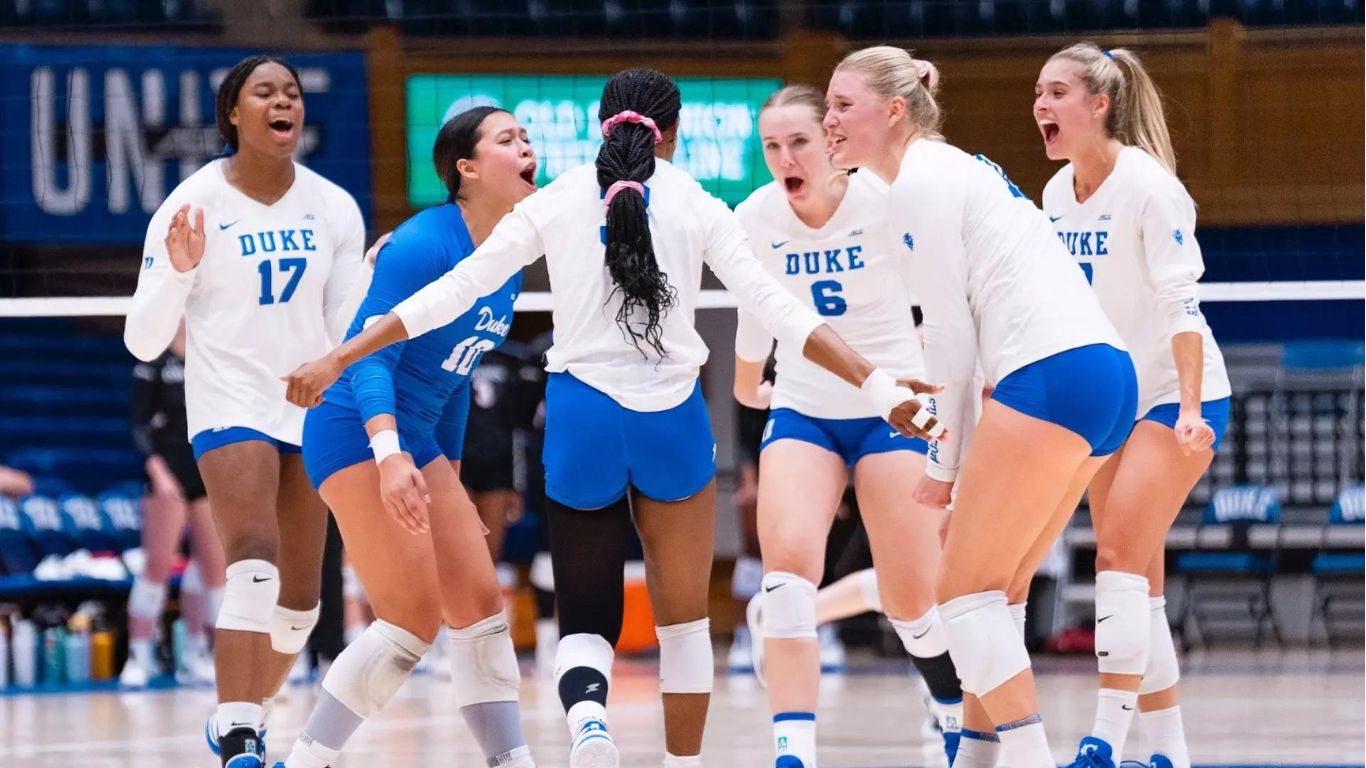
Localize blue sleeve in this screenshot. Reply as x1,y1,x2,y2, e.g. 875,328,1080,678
434,383,471,460
347,227,448,425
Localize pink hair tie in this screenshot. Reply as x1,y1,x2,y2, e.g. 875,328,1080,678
601,110,663,145
604,180,645,205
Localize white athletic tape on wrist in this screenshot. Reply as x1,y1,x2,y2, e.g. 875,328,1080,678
216,560,279,634
656,618,714,694
271,603,320,655
760,571,818,639
128,577,168,620
860,369,911,421
1094,571,1151,675
1140,595,1180,694
447,612,522,706
369,429,401,463
322,619,428,718
940,591,1029,695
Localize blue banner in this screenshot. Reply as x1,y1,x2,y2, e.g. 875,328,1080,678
0,45,371,244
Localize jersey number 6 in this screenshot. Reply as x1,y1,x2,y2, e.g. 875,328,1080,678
811,280,848,317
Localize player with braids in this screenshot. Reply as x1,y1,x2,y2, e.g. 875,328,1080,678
283,67,944,768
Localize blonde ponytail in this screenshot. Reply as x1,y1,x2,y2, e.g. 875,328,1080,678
835,46,944,139
1049,43,1177,173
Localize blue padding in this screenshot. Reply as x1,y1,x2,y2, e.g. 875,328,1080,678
1175,552,1276,574
1311,553,1365,575
0,574,133,602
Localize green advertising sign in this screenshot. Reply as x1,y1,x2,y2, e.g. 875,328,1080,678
406,73,781,208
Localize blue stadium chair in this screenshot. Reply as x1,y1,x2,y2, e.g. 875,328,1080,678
1175,485,1284,648
1310,485,1365,646
0,495,40,576
97,491,143,553
61,493,116,553
20,494,75,559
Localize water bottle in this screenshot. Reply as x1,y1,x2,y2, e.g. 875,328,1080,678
90,630,115,680
43,625,67,685
12,619,37,689
0,621,9,690
64,618,90,684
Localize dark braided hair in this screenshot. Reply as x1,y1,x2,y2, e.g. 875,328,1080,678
595,68,682,358
215,55,302,152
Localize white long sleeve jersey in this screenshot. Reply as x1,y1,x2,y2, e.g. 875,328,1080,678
889,139,1124,481
124,159,368,444
394,160,824,413
1043,147,1231,417
734,173,926,419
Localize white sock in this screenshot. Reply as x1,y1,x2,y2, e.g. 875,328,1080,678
1092,688,1138,760
1140,706,1191,768
129,637,156,672
774,713,816,767
492,744,536,767
216,701,263,734
995,716,1054,768
955,730,1001,768
663,752,702,766
284,737,338,768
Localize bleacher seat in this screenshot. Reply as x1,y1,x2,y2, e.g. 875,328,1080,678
0,495,40,576
20,494,74,559
1310,485,1365,645
98,490,142,554
1175,485,1284,647
61,493,116,553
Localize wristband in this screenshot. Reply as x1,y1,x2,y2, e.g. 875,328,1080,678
369,429,400,464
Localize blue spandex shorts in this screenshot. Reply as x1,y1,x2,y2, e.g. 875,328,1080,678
760,408,929,467
991,344,1138,457
542,372,716,510
300,401,446,489
191,427,302,462
1142,397,1232,451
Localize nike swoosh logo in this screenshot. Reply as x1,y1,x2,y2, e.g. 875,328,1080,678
764,583,784,592
911,628,931,639
229,720,255,727
771,240,789,249
219,220,240,231
1049,215,1063,223
1122,704,1134,710
889,431,901,439
290,624,311,631
1097,614,1113,623
251,576,272,583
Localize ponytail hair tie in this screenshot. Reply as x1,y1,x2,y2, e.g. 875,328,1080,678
601,110,663,145
1103,49,1115,60
604,180,645,205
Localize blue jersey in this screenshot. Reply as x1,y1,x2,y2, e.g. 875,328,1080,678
323,203,521,455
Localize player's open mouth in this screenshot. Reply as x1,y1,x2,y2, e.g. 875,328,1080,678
784,176,805,194
519,163,537,188
1040,120,1060,145
268,117,295,138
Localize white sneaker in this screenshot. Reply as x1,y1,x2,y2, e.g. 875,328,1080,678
745,594,766,687
817,624,846,672
569,715,619,768
726,626,753,673
118,656,151,688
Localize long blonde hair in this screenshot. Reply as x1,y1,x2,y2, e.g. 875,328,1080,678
834,46,943,139
1049,42,1177,173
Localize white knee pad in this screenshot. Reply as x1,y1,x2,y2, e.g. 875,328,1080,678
555,632,615,681
216,560,279,634
1140,596,1180,694
272,603,321,655
181,561,203,596
939,591,1029,696
341,563,367,602
530,552,555,592
760,572,817,639
1094,571,1151,676
656,618,713,694
731,556,763,601
891,605,949,658
128,576,167,621
447,612,522,706
322,619,430,718
856,568,883,614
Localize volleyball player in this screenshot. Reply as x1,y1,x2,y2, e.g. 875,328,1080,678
123,320,225,687
732,84,961,768
283,67,941,768
124,55,367,768
273,106,538,768
1036,43,1230,768
824,47,1135,768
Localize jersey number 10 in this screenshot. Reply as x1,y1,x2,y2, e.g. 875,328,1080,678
442,336,496,376
257,258,308,305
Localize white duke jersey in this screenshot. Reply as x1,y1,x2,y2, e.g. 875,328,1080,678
734,173,926,419
125,159,368,444
1043,147,1231,417
394,159,823,413
889,139,1125,481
